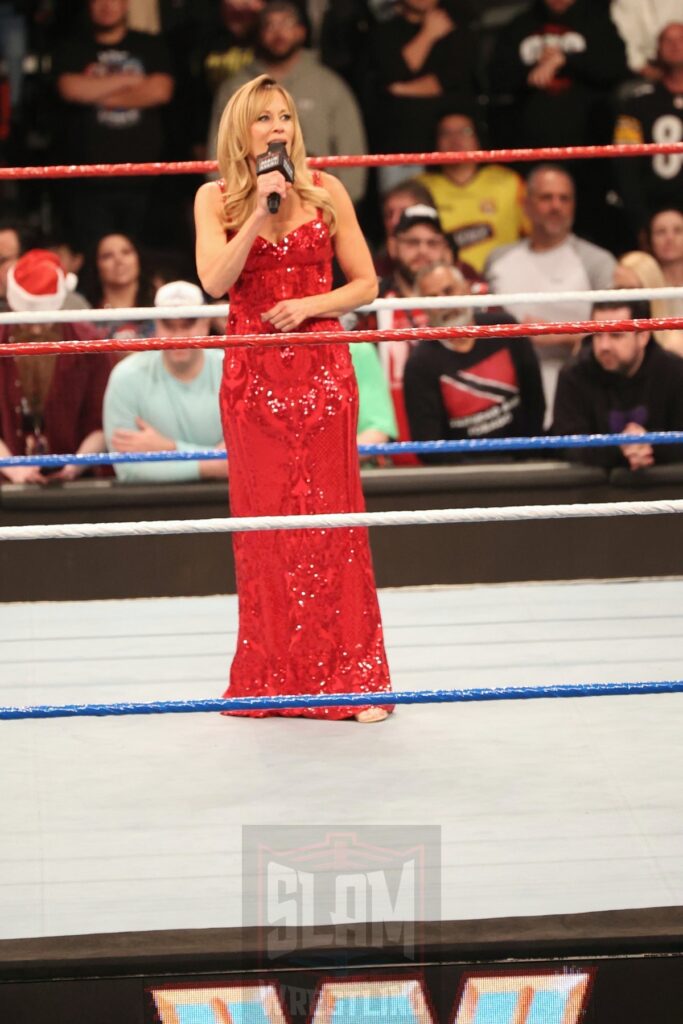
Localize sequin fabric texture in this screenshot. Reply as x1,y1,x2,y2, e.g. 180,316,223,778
220,213,393,718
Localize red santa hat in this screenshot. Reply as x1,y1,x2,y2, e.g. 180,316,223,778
6,249,78,313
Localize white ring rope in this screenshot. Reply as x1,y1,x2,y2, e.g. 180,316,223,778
0,304,226,325
1,498,683,542
1,286,682,327
362,286,683,313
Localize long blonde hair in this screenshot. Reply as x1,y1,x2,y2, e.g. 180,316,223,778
216,75,336,234
616,250,683,353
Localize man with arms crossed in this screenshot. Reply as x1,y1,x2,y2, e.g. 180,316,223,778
103,281,227,482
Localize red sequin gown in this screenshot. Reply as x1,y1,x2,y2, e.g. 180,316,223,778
219,207,393,718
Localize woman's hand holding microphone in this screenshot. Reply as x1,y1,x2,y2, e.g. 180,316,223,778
254,169,292,219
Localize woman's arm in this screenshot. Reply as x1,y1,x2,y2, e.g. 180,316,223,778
194,172,291,297
262,172,378,332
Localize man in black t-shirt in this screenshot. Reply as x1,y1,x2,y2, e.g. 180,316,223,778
404,261,545,463
614,22,683,235
552,299,683,469
54,0,174,247
188,0,261,156
372,0,475,178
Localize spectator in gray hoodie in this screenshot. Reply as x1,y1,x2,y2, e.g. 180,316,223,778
206,0,368,203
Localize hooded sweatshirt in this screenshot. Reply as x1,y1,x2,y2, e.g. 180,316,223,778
552,338,683,468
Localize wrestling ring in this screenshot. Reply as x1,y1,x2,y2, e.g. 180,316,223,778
2,143,683,1024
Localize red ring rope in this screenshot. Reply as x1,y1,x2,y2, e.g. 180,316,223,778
1,317,680,358
2,142,683,179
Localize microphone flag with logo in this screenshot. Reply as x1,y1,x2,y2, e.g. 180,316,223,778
255,141,295,213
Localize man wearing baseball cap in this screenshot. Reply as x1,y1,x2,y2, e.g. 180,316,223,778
103,280,227,483
0,249,114,485
374,204,477,462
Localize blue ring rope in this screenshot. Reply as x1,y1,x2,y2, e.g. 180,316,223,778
2,680,682,720
1,432,682,468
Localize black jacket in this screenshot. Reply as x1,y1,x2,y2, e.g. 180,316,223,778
552,339,683,467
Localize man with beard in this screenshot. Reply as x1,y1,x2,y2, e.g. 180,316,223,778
370,203,482,460
206,0,368,202
552,300,683,469
54,0,174,248
0,223,22,311
614,23,683,237
381,203,453,305
374,204,455,460
404,261,544,463
0,250,114,486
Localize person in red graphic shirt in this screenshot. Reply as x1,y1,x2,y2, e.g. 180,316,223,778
0,250,114,485
373,203,482,462
404,261,544,464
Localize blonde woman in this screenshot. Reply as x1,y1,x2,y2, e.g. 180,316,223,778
614,249,683,356
194,75,392,723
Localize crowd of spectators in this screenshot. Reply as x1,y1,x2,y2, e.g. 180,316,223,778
2,0,683,486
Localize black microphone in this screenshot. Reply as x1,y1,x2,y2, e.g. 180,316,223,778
255,141,295,214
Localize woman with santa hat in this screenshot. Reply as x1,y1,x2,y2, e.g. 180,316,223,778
0,249,115,485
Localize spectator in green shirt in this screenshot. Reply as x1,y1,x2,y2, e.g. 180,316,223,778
350,342,398,461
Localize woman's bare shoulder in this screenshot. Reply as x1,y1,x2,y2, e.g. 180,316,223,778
318,170,355,221
195,180,224,212
318,170,346,198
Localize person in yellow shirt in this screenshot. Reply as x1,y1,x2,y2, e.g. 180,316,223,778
418,102,528,273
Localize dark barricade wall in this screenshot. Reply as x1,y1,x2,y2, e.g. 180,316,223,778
2,462,683,601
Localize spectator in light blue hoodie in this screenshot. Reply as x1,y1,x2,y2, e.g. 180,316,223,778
103,280,227,482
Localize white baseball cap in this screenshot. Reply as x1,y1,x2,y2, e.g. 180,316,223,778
154,280,205,309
